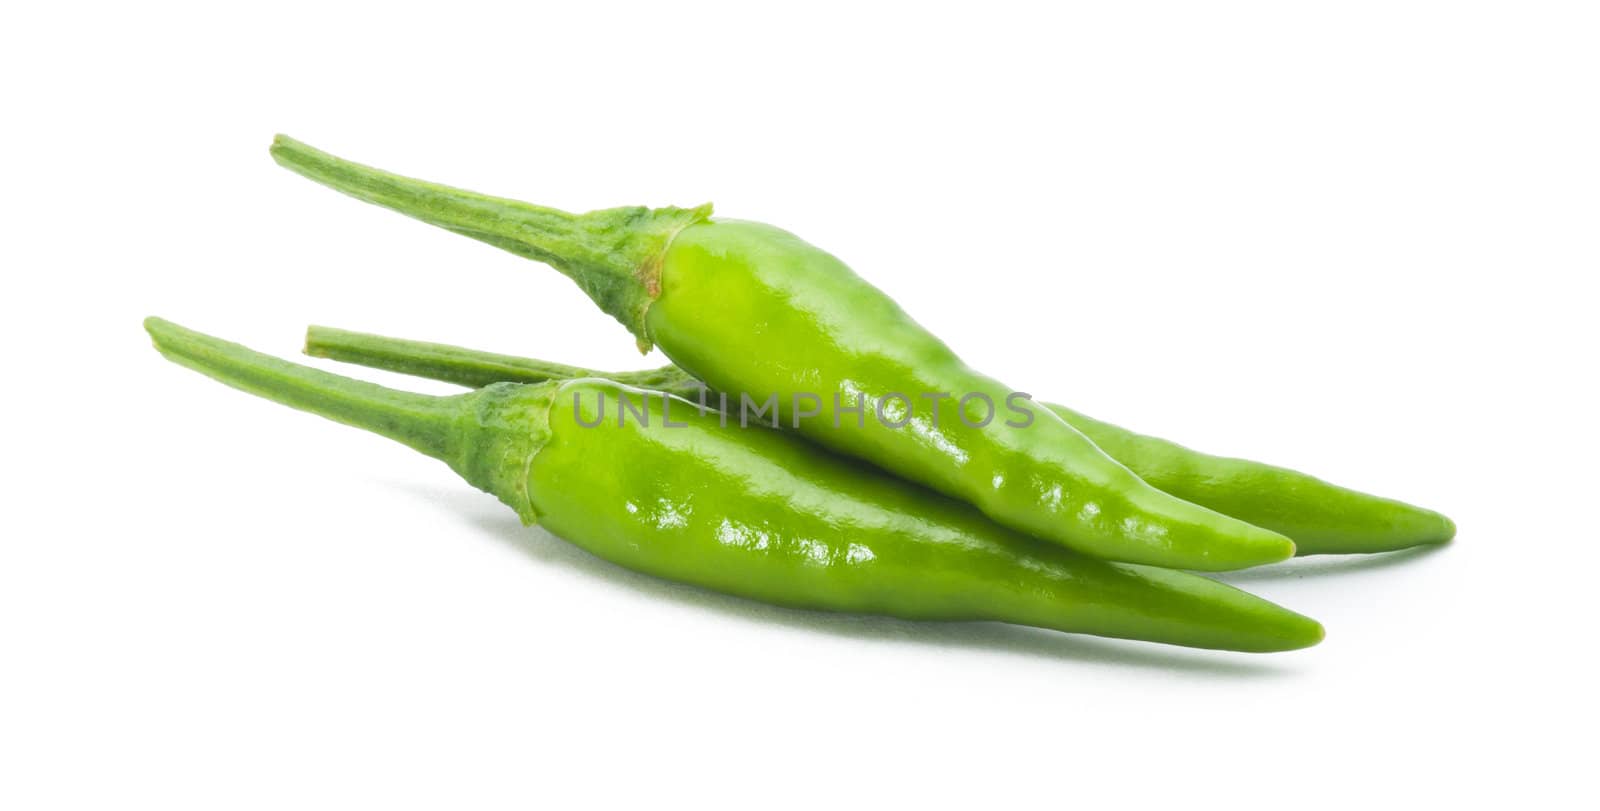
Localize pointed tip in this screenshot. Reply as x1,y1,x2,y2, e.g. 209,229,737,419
1435,512,1458,543
1246,603,1325,653
1190,526,1298,572
1287,615,1327,651
1272,534,1298,562
1386,506,1458,550
1129,564,1329,652
1247,524,1300,568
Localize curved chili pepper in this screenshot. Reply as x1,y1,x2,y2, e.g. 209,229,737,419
269,136,1300,571
302,326,1455,556
145,318,1323,652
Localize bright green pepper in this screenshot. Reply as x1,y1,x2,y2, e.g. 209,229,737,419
302,327,1454,556
269,136,1300,571
145,318,1324,653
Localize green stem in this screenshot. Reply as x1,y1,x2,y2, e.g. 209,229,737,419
269,135,711,346
304,325,707,400
145,317,462,462
304,326,595,390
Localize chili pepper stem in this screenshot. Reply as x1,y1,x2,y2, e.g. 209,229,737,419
147,318,557,524
304,325,594,390
145,317,463,463
270,136,711,347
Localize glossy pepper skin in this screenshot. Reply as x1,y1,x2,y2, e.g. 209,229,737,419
269,136,1296,571
145,318,1323,652
302,327,1454,556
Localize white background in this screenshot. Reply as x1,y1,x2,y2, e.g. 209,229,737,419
4,2,1597,807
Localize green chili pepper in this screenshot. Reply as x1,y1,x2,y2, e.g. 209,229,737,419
270,136,1302,571
303,327,1456,556
145,317,1324,652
